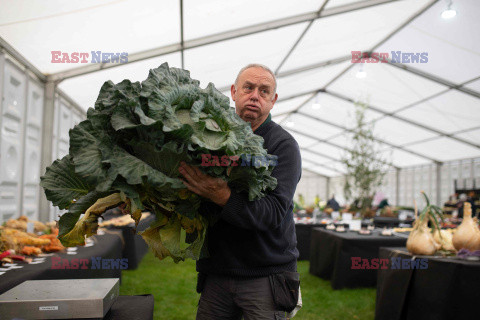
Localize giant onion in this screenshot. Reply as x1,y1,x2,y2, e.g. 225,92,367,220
452,202,480,251
406,192,443,255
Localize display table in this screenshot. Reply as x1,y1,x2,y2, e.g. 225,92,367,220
295,223,326,260
309,228,407,289
373,217,413,228
0,232,124,294
102,211,155,270
40,231,124,281
0,259,46,296
104,294,154,320
115,214,154,270
375,247,480,320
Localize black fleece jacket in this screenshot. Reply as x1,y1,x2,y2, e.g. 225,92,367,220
196,115,302,277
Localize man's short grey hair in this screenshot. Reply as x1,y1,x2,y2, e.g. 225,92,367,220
234,63,277,94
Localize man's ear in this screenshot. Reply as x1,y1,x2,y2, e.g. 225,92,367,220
230,84,237,101
272,93,278,105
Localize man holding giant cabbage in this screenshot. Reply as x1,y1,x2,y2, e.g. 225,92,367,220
41,62,302,319
178,64,302,319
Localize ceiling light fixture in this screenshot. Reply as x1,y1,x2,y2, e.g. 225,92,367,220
356,66,366,79
312,95,321,109
441,1,456,19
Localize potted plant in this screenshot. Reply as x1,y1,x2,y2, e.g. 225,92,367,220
341,101,391,218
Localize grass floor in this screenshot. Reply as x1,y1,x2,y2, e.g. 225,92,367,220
120,252,376,320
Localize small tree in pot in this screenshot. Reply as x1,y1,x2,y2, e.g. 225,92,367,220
341,101,391,218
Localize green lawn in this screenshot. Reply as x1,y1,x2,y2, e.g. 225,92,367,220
120,252,376,320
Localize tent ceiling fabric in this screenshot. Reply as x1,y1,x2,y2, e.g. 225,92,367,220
184,22,309,89
396,90,480,135
276,61,350,99
377,0,480,84
272,96,313,117
296,92,384,127
57,53,182,109
182,0,320,41
465,79,480,93
1,0,479,177
0,0,181,74
324,0,366,10
277,0,431,71
328,63,448,113
454,128,480,146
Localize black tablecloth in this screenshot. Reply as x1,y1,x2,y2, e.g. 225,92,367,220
309,228,407,289
104,294,154,320
373,217,413,228
375,247,480,320
41,231,124,281
0,260,45,296
114,214,154,270
295,223,326,260
0,232,124,294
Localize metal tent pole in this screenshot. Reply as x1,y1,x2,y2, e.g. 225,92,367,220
38,81,56,222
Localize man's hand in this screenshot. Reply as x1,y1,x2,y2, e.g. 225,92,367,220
178,162,231,207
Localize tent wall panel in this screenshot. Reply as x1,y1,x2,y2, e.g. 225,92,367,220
474,159,480,190
392,158,480,207
377,170,396,206
0,55,86,223
318,178,328,204
413,167,422,201
57,100,72,159
405,169,414,206
49,97,85,221
388,170,397,205
22,79,44,221
329,175,346,205
0,53,3,220
48,96,61,222
389,170,397,205
430,165,437,205
398,169,406,206
0,60,26,222
450,161,460,190
419,165,434,203
294,171,328,207
460,160,473,189
440,163,451,205
51,95,58,162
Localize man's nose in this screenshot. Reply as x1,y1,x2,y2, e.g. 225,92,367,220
250,88,260,100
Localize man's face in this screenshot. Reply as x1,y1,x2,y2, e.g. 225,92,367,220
231,67,278,129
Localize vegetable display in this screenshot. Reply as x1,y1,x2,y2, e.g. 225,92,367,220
406,192,444,255
452,202,480,251
40,63,277,262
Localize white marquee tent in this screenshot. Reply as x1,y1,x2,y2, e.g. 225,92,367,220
0,0,479,221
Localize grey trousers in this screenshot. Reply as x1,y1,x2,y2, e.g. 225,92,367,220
196,274,287,320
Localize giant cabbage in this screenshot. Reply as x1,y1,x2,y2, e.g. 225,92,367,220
40,63,277,262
